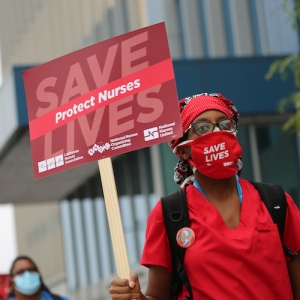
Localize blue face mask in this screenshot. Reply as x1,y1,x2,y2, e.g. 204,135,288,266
14,271,41,295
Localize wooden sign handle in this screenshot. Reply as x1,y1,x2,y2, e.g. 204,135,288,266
98,158,131,280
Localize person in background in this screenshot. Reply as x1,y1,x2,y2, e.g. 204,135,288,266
8,256,70,300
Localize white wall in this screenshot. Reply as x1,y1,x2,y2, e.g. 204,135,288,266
0,69,18,152
0,204,17,274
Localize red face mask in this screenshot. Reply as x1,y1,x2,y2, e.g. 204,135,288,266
184,131,242,179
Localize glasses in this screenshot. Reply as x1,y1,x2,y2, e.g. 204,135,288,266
14,267,38,276
185,118,237,136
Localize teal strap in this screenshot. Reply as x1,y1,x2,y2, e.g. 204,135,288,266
235,174,242,204
193,179,207,200
193,174,242,204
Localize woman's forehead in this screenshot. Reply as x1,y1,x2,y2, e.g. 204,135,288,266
193,109,228,122
12,259,35,273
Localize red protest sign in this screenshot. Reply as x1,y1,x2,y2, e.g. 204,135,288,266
23,22,182,179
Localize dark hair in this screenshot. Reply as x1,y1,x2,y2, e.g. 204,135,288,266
176,129,189,146
9,256,51,297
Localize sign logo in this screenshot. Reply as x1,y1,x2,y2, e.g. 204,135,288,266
88,143,110,156
144,127,159,141
47,158,56,170
38,161,47,173
38,154,64,173
55,155,64,167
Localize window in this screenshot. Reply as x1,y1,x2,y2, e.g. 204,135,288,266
256,125,300,205
238,127,254,181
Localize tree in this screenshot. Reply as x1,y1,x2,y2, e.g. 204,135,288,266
265,0,300,135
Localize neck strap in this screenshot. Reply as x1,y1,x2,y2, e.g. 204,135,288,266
193,174,242,204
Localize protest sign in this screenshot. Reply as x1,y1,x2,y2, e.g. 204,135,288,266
22,22,182,280
23,22,182,180
0,274,9,300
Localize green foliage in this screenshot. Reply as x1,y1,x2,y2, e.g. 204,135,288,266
282,0,300,30
266,0,300,136
266,54,300,88
278,92,300,135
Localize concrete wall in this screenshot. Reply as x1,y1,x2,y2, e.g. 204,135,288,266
14,201,66,289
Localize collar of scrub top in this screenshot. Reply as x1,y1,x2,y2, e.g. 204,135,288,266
193,174,242,204
9,290,52,300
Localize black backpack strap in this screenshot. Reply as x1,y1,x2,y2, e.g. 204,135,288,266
250,181,298,262
250,182,286,241
161,188,194,300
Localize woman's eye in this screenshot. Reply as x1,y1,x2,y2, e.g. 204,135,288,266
220,121,231,130
196,124,209,132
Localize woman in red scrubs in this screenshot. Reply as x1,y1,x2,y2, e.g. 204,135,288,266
109,93,300,300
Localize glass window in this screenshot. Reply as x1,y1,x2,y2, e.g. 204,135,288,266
160,142,179,195
129,150,142,194
237,127,254,181
228,0,255,56
144,147,154,194
262,0,300,55
202,0,228,57
178,0,204,58
113,156,127,196
256,125,300,206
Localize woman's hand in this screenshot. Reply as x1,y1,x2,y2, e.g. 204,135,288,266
109,266,172,300
109,273,142,300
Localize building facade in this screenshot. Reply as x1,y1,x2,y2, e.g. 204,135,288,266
0,1,300,299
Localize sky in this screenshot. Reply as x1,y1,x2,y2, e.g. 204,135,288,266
0,204,17,274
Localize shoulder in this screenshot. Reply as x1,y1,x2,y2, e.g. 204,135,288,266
285,192,296,205
238,178,257,192
238,178,273,202
285,191,300,217
240,178,299,215
185,183,195,195
145,200,166,238
148,200,163,222
240,178,296,203
283,192,300,255
157,186,193,214
148,185,197,224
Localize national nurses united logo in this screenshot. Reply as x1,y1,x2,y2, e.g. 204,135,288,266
144,127,159,141
176,227,195,248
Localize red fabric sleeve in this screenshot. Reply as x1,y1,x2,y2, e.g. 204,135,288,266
284,193,300,262
140,201,173,273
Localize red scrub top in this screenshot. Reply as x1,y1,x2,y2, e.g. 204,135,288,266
140,178,300,300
